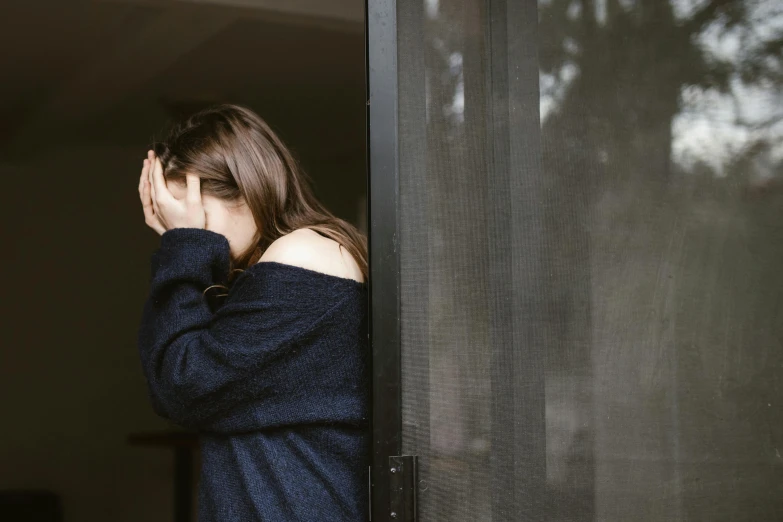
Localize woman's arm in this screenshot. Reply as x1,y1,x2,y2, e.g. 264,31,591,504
137,227,349,433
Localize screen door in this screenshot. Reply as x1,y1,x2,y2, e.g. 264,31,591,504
368,1,783,520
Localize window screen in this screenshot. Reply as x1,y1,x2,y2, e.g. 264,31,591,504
396,0,783,520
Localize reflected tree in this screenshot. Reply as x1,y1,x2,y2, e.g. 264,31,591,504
398,0,781,519
538,1,783,520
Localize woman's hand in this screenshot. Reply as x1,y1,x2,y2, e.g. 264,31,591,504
138,150,206,235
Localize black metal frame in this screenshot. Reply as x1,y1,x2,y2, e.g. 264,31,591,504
366,0,548,520
366,0,402,520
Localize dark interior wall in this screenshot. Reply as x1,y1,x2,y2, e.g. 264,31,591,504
0,3,365,520
0,122,364,522
0,146,177,522
0,145,363,522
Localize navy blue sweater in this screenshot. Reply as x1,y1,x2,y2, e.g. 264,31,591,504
137,228,370,521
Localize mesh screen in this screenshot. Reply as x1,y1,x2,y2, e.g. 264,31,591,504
397,0,783,520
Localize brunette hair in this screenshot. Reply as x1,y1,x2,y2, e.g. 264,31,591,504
152,103,367,291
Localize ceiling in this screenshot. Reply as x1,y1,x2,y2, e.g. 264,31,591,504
0,0,365,160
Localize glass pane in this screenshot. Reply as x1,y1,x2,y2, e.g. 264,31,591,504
397,0,783,520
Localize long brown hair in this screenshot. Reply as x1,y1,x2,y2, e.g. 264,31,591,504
152,103,368,288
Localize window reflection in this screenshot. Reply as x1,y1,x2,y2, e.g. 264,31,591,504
400,0,781,520
539,0,782,519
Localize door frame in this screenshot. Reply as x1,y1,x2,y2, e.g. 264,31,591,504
366,0,403,520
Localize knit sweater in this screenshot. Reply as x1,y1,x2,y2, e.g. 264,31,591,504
136,228,370,521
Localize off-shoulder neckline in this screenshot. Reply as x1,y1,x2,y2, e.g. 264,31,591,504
244,260,367,290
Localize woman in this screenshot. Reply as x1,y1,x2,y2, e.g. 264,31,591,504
135,104,369,521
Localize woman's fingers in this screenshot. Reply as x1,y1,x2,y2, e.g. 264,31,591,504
138,152,166,235
139,159,152,211
185,173,202,205
139,159,146,197
146,151,154,210
141,150,204,232
150,153,169,202
141,162,153,215
141,165,164,235
138,159,147,195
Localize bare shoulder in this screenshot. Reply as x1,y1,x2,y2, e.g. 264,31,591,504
258,228,364,283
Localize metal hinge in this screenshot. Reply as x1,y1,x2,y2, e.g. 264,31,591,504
389,455,418,521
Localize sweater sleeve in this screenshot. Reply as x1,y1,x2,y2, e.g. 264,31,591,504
136,228,351,433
